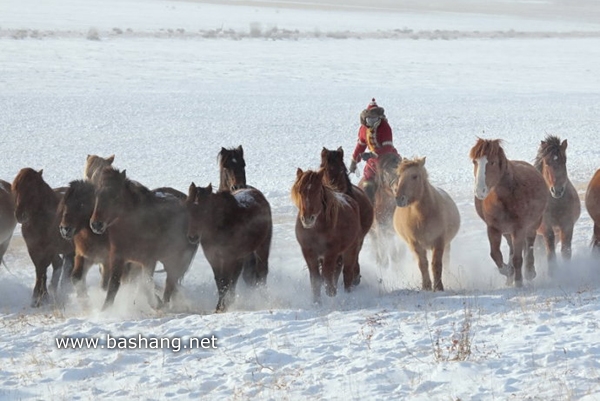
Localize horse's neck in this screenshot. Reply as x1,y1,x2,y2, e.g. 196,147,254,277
413,180,437,209
327,172,351,194
218,169,229,192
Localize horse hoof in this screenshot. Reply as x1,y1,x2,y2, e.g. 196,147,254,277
525,269,537,281
498,263,514,277
352,275,361,287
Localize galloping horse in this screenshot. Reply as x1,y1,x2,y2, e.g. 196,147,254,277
470,138,548,286
392,157,460,291
0,179,17,266
291,168,362,302
534,135,580,273
585,169,600,251
89,167,197,309
186,183,272,312
320,147,373,283
361,152,403,265
218,146,247,191
12,168,74,306
84,154,115,184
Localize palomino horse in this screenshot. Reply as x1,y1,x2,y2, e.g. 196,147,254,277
12,168,75,306
534,135,580,273
359,152,403,265
470,138,548,286
89,168,198,309
392,157,460,291
218,146,247,191
0,179,17,266
320,146,373,284
291,168,362,302
84,154,115,184
585,169,600,251
186,183,272,312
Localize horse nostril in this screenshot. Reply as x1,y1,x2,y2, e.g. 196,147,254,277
188,234,199,244
90,221,105,234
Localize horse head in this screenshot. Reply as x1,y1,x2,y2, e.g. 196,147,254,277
90,167,128,235
319,146,351,192
395,157,428,207
11,168,48,224
469,138,508,200
186,182,214,244
218,146,247,191
291,168,329,229
84,154,115,185
535,135,569,199
59,180,96,240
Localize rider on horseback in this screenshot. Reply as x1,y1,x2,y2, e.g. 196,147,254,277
348,98,400,203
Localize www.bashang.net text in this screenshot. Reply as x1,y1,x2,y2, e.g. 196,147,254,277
55,334,217,353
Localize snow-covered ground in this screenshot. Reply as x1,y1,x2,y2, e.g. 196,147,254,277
1,0,600,399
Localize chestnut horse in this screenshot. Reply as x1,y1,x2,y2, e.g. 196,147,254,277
218,146,247,191
470,139,548,287
0,179,17,266
291,168,362,302
12,168,75,306
320,146,373,283
585,169,600,251
534,135,580,273
360,152,404,265
392,157,460,291
89,168,198,309
186,183,272,312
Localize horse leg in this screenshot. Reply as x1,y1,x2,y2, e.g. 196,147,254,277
559,225,574,261
343,244,361,291
213,258,244,313
510,231,526,287
488,227,512,280
102,255,125,310
246,230,272,287
322,253,342,297
301,248,322,303
593,224,600,253
524,230,537,281
49,254,64,295
60,252,75,292
431,240,445,292
411,243,431,291
542,226,557,277
31,256,51,308
241,253,258,286
71,254,89,298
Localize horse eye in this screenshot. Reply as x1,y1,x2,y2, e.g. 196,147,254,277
412,174,418,180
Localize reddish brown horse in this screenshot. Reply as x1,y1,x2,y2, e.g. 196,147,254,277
186,183,272,312
320,147,373,284
0,179,17,266
534,135,580,273
392,157,460,291
585,169,600,251
291,168,362,302
218,146,247,192
12,168,75,306
360,152,403,265
89,167,197,309
470,139,548,287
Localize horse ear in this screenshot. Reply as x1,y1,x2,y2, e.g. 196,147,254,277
321,147,328,158
237,145,243,156
188,182,197,197
296,168,303,179
207,183,213,193
221,147,227,153
561,139,568,151
120,169,127,179
107,155,115,164
337,146,344,156
419,157,426,167
38,169,43,176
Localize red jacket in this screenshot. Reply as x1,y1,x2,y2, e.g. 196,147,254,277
351,119,397,163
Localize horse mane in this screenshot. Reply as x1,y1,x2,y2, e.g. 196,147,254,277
291,169,341,227
65,179,95,201
321,148,353,195
469,138,507,162
534,135,565,171
12,168,57,211
397,157,428,179
99,167,152,206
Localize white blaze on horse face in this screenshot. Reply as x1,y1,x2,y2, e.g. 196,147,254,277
474,156,489,200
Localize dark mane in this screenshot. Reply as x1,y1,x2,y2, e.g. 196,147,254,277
534,135,565,171
320,148,353,195
469,138,507,161
12,168,58,212
291,169,340,227
99,167,152,205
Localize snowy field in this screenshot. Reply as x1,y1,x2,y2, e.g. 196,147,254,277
2,0,600,399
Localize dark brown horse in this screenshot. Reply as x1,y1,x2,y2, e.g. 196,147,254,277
392,157,460,291
12,168,75,306
470,138,548,287
320,146,373,284
89,168,198,309
218,146,247,191
291,168,362,302
534,135,580,274
186,183,272,312
360,152,403,265
585,168,600,251
0,179,17,266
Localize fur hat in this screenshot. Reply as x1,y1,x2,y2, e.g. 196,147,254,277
360,98,386,126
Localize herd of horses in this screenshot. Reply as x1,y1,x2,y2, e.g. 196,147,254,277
1,136,600,312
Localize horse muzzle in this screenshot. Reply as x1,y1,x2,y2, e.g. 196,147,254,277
59,225,75,240
474,186,489,200
187,234,200,244
550,186,565,199
90,221,106,235
395,195,409,207
301,215,317,229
